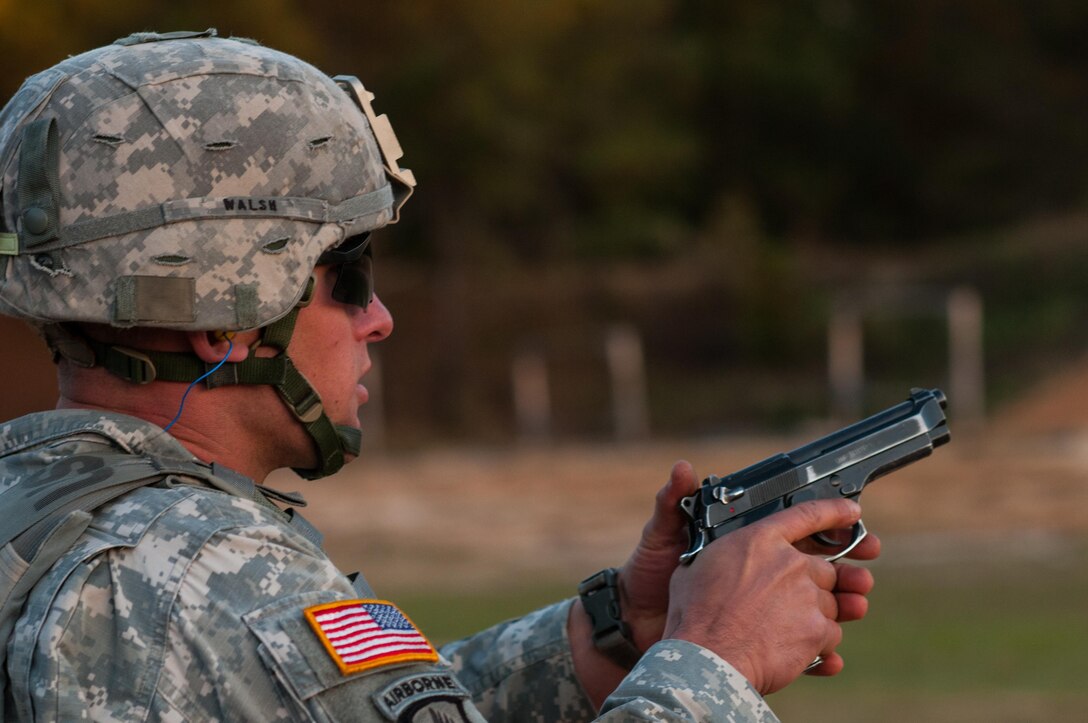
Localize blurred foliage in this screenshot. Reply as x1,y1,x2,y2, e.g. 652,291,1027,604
2,0,1086,440
3,0,1086,260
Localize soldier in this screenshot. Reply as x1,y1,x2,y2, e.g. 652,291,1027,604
0,31,878,721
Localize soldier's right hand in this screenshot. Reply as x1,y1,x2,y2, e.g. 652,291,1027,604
663,498,866,695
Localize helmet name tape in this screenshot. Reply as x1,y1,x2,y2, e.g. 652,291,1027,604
223,198,278,212
27,186,395,253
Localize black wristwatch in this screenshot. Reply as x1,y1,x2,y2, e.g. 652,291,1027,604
577,567,642,669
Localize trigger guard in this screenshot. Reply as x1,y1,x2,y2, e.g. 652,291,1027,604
811,530,842,547
811,520,868,563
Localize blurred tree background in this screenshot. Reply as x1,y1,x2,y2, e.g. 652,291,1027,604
1,0,1087,445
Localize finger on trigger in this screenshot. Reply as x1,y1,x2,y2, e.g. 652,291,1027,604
775,498,862,545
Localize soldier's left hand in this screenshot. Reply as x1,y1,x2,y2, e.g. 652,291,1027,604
612,460,700,652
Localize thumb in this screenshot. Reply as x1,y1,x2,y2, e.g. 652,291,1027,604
640,461,698,552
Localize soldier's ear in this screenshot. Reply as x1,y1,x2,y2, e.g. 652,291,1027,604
186,331,251,363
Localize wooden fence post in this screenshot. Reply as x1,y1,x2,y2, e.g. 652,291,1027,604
606,324,650,441
828,307,864,422
512,346,551,444
948,286,985,428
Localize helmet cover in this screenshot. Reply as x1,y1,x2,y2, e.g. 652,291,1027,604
0,29,410,332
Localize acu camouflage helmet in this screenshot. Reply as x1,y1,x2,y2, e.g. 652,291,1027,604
0,28,414,331
0,30,415,479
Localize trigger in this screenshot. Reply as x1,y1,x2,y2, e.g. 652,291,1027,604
821,520,868,563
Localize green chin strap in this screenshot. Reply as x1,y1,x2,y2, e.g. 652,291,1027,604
57,278,360,480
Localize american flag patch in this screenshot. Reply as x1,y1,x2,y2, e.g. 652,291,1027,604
304,599,438,675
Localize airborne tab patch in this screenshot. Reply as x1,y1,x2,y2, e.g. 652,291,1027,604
372,672,473,722
303,599,437,675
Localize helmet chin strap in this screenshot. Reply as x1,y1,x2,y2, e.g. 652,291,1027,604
48,277,359,480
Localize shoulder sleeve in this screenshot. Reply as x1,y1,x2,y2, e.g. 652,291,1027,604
20,487,491,722
598,640,780,723
162,516,492,722
440,602,778,723
440,598,598,722
238,589,488,723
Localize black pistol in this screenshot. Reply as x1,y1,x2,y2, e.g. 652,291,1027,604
679,388,950,564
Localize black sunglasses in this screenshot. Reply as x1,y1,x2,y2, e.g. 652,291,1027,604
317,233,374,310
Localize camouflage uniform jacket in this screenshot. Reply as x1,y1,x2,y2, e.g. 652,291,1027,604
0,409,777,722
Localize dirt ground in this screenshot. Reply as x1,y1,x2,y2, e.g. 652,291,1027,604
275,417,1088,593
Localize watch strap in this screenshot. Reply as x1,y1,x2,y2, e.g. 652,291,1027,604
577,567,642,669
